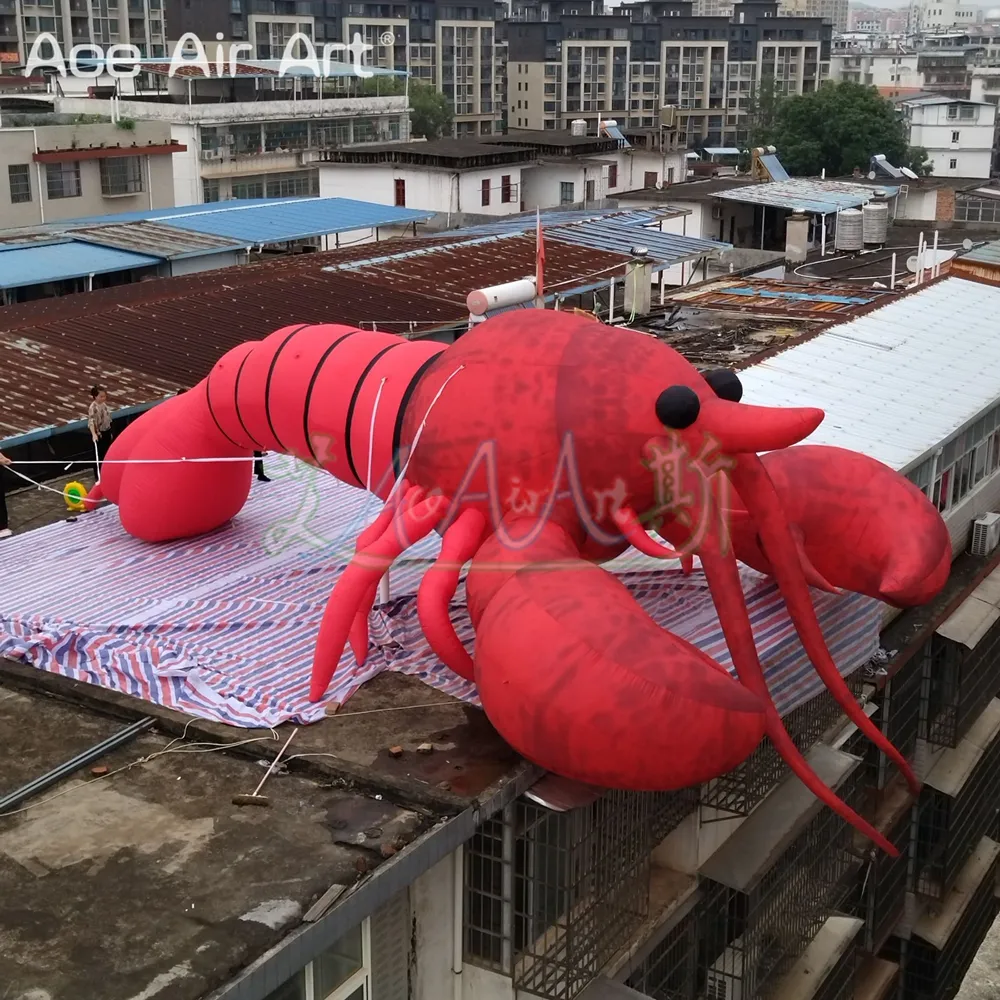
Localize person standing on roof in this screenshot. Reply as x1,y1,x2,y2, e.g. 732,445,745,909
88,385,113,482
0,450,11,539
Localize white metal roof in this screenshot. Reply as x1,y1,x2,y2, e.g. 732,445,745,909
737,277,1000,472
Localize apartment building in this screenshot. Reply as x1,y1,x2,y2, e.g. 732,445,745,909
50,67,409,204
506,0,829,151
0,119,179,226
0,0,168,67
898,94,995,177
317,129,685,224
831,49,925,97
778,0,847,32
159,0,504,138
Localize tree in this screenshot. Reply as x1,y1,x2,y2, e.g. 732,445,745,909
744,74,784,152
356,76,453,139
768,81,920,177
904,146,934,177
409,82,454,139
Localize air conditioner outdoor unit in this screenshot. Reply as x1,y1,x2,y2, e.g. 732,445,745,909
970,512,1000,556
704,937,747,1000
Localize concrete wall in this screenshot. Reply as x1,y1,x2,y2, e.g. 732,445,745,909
318,163,526,218
896,186,939,221
520,162,589,211
169,123,203,206
0,123,177,226
168,251,245,277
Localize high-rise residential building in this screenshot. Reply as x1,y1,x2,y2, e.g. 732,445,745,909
0,0,169,67
507,0,830,149
158,0,505,137
779,0,847,33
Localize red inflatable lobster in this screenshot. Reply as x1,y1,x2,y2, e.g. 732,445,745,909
91,311,951,855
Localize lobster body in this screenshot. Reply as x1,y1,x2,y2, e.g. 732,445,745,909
92,311,954,855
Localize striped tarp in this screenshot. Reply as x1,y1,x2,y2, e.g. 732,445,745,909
0,456,881,728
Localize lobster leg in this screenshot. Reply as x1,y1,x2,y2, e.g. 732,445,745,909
417,508,488,681
346,482,418,665
310,492,451,701
616,499,898,857
730,454,920,796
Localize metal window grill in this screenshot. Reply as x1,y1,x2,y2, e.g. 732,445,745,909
922,624,1000,750
701,671,864,818
649,788,699,846
877,651,925,785
903,852,1000,1000
696,763,864,1000
812,934,859,1000
623,905,698,1000
99,156,144,196
913,724,1000,900
854,807,912,954
464,791,653,1000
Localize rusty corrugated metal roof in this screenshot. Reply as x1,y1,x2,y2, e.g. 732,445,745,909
0,232,636,441
666,278,896,317
0,332,185,441
72,222,246,260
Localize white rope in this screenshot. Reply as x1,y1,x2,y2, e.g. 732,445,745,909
11,456,269,466
366,377,388,495
386,365,465,505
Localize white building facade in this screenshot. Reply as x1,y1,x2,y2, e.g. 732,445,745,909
899,95,995,177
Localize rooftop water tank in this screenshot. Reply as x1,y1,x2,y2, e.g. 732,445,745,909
834,209,864,252
570,119,588,137
863,200,889,245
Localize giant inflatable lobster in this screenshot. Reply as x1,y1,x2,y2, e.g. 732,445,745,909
90,312,951,855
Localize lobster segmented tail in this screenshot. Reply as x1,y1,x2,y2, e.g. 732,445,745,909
205,324,447,497
92,324,447,542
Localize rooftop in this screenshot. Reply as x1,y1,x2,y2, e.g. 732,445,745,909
63,197,436,248
0,218,725,444
737,274,1000,474
0,240,161,290
319,138,539,169
712,177,900,215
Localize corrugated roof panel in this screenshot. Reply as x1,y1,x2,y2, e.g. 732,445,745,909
546,219,726,266
0,332,185,441
71,221,245,260
152,198,435,245
738,277,1000,472
61,197,435,245
760,153,790,181
960,239,1000,265
0,240,161,290
714,178,899,215
436,208,668,238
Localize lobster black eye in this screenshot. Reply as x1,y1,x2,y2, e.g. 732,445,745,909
704,368,743,403
655,386,701,429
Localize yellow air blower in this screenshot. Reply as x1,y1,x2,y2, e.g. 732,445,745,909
64,481,88,512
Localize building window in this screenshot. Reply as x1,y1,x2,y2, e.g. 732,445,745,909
559,181,575,204
99,156,144,196
952,130,960,142
203,179,220,202
263,920,371,1000
950,158,958,169
231,179,265,199
45,161,82,200
608,163,618,188
481,177,490,206
501,174,512,203
8,164,31,204
394,178,406,206
644,170,658,188
585,178,595,202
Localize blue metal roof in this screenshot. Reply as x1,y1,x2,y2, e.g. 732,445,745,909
63,197,435,245
65,197,310,226
437,208,670,238
546,218,727,269
0,239,160,290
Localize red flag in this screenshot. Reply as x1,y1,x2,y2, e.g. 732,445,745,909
535,208,545,304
